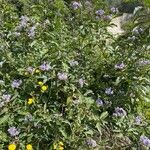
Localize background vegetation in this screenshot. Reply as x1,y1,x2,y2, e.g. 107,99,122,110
0,0,150,150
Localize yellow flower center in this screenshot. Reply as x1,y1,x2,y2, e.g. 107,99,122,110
38,81,43,86
35,69,40,73
41,85,48,91
26,144,33,150
8,144,16,150
28,98,34,105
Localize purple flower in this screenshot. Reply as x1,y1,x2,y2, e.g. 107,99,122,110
69,60,79,67
95,9,105,16
132,28,139,34
11,80,22,88
138,28,143,33
39,62,51,71
28,26,36,38
17,15,29,30
96,98,104,106
113,107,127,117
8,127,20,137
86,138,97,148
115,62,125,70
105,87,114,95
72,1,82,10
132,27,143,35
135,116,142,125
103,15,112,21
78,78,85,88
110,7,118,13
140,136,150,147
139,60,150,66
57,72,68,81
26,66,34,73
2,94,11,102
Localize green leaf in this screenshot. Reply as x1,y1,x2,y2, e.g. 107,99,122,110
0,114,10,125
59,128,67,138
96,122,102,134
100,111,108,120
66,96,72,105
0,131,7,142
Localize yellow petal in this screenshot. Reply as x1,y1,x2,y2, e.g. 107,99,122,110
8,144,16,150
38,81,43,86
59,141,64,146
26,144,33,150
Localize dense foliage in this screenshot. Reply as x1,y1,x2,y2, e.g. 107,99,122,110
0,0,150,150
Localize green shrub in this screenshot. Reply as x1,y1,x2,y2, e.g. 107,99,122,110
0,0,150,150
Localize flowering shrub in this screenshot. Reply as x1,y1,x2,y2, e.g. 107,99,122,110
0,0,150,149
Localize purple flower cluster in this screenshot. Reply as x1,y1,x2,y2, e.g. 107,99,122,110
17,15,29,30
86,138,97,148
115,62,125,70
132,27,143,35
57,72,68,81
8,127,20,137
11,80,22,88
96,9,105,16
105,87,114,95
103,15,112,21
39,62,51,71
2,94,11,102
95,9,112,21
0,94,11,108
139,60,150,66
140,136,150,147
135,116,142,125
72,1,82,10
110,7,118,14
113,107,127,117
28,26,36,38
96,98,104,106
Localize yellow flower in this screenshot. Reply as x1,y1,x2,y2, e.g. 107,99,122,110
26,144,33,150
27,98,34,105
35,69,40,73
41,85,48,92
8,144,16,150
58,146,64,150
53,143,57,149
58,141,64,146
38,81,43,86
